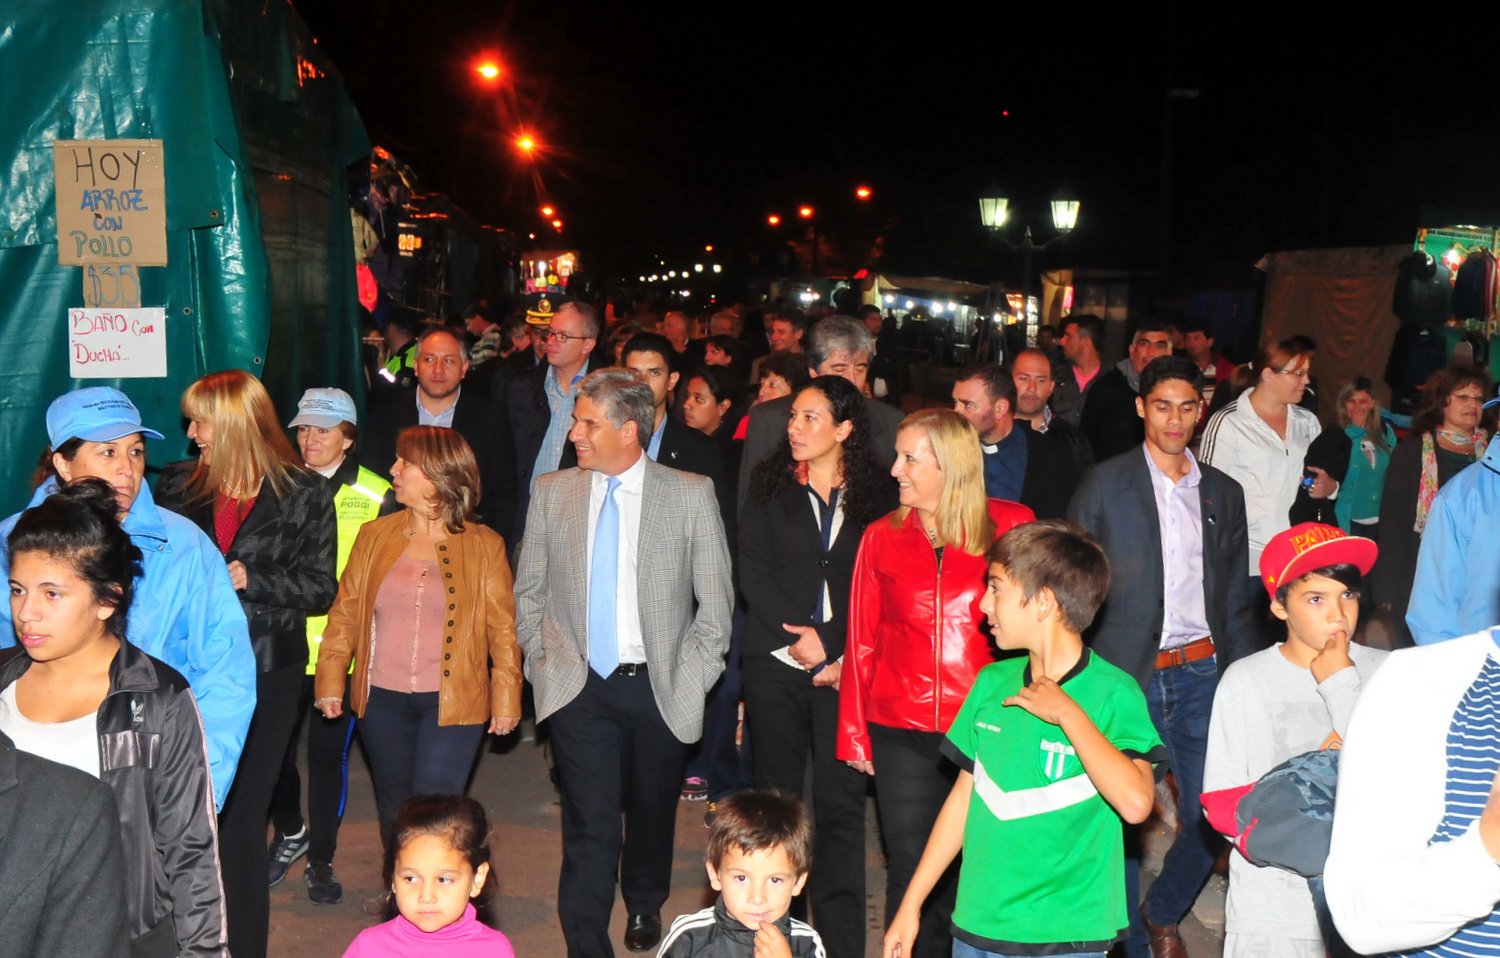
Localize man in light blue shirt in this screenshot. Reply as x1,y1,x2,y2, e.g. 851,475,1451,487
414,329,466,428
507,299,600,541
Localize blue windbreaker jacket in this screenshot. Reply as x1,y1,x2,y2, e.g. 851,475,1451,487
0,478,255,807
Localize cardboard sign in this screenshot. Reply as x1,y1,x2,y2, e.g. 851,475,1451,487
82,264,143,308
68,307,167,379
53,140,166,266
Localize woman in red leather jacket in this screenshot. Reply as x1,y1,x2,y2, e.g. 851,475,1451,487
837,408,1033,958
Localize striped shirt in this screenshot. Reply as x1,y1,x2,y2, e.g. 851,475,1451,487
1406,655,1500,958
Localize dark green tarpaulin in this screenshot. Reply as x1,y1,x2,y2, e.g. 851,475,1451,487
0,0,369,514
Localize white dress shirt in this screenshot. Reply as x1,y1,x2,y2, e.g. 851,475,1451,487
1144,447,1211,649
586,452,647,665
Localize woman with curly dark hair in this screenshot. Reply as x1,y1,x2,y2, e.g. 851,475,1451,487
1372,365,1492,646
738,375,895,958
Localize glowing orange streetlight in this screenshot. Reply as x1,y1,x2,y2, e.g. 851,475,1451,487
798,205,814,219
704,244,714,252
540,205,556,217
855,185,873,200
551,219,563,230
515,133,538,156
767,214,782,226
474,61,502,82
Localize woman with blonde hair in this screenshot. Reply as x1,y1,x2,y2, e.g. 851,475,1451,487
1332,377,1396,535
157,369,337,958
837,407,1033,958
314,426,520,847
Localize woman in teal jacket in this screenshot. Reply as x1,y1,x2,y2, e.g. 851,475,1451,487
1333,378,1396,535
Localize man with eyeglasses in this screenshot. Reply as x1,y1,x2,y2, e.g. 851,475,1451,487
506,300,604,541
364,327,516,538
1406,383,1500,646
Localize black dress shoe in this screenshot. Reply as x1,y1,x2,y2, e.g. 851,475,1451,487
624,913,662,952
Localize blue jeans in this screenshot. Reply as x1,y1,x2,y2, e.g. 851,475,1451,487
954,941,1102,958
359,687,486,849
1121,656,1219,957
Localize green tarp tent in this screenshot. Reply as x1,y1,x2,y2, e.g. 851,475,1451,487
0,0,370,514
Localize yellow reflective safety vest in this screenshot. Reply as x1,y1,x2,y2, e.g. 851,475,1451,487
307,463,391,674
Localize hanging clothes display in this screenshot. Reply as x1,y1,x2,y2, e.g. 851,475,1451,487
1392,251,1452,328
1384,326,1450,417
1450,249,1496,322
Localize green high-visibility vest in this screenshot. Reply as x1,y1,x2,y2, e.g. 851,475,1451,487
306,465,391,674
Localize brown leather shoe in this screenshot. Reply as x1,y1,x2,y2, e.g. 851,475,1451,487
1144,915,1187,958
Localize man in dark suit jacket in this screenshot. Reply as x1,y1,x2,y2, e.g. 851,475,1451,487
1079,318,1173,462
738,315,903,515
364,328,517,541
1068,355,1257,958
951,363,1091,519
471,313,544,400
505,301,604,542
623,331,746,814
621,333,731,528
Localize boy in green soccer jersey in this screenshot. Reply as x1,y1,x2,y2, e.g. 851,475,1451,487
884,519,1167,958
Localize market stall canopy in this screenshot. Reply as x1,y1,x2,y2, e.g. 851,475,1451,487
0,0,370,514
868,273,991,300
1255,245,1408,422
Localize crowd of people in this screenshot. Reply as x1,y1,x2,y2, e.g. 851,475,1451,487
2,297,1498,958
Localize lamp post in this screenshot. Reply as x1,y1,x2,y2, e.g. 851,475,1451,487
978,191,1079,319
977,193,1079,362
798,205,820,278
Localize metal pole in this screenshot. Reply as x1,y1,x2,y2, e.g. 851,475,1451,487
1022,230,1036,321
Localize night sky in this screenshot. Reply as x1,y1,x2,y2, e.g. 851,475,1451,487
291,1,1500,288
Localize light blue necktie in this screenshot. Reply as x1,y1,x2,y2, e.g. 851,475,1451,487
588,477,621,678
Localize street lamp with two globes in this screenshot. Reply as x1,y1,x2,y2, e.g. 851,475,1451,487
978,190,1080,313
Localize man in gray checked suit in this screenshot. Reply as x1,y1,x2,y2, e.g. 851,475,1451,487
515,368,734,957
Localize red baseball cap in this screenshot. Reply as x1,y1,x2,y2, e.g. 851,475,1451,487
1260,522,1378,600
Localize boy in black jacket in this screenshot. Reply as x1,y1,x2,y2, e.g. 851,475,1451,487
658,791,826,958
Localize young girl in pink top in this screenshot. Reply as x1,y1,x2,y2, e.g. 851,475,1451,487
343,795,515,958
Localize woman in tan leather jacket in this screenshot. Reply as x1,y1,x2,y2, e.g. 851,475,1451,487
314,426,520,845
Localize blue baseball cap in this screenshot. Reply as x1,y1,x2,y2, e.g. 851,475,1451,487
45,387,164,446
287,388,358,429
1484,385,1500,411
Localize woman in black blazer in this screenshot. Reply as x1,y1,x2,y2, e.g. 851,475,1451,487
156,369,335,958
738,376,896,958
